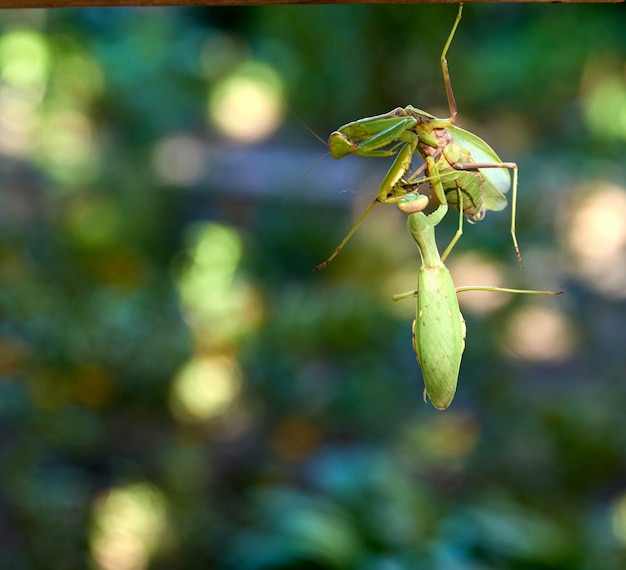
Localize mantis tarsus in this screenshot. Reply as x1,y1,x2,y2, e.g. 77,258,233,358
396,194,562,410
315,2,522,271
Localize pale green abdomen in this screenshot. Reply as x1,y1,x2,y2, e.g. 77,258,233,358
414,263,465,410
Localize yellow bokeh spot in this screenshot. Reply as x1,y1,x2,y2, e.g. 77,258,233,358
612,492,626,545
170,355,242,423
208,61,284,143
561,182,626,298
38,109,96,182
0,30,50,157
90,483,168,570
0,92,40,156
566,185,626,261
504,305,576,363
0,29,50,90
176,222,263,345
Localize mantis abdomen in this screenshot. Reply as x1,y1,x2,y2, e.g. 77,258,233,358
414,259,466,410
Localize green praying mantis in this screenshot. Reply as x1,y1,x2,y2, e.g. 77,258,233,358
315,2,521,272
395,193,562,410
311,3,564,408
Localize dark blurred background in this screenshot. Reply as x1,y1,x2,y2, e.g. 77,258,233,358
0,3,625,569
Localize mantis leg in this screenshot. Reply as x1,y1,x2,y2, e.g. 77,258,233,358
455,286,563,295
452,159,521,267
393,289,419,302
329,115,417,159
439,4,523,267
396,158,469,268
315,141,423,271
394,283,563,303
440,188,464,263
441,3,463,124
377,142,416,202
313,196,379,271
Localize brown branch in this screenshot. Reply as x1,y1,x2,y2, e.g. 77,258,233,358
0,0,622,8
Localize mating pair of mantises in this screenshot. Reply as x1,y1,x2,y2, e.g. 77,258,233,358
314,3,562,410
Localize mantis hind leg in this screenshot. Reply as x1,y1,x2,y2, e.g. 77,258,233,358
509,164,521,267
451,159,522,267
441,3,463,124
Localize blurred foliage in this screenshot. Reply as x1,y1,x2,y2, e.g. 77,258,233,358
0,4,625,570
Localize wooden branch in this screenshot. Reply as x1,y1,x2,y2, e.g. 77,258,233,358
0,0,622,7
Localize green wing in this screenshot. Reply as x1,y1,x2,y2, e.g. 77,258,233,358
448,125,510,212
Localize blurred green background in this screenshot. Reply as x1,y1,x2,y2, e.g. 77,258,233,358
0,3,625,569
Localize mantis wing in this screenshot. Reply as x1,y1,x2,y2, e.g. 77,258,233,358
448,125,510,212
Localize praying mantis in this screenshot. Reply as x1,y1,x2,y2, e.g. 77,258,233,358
309,3,563,408
315,3,521,271
395,193,562,410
